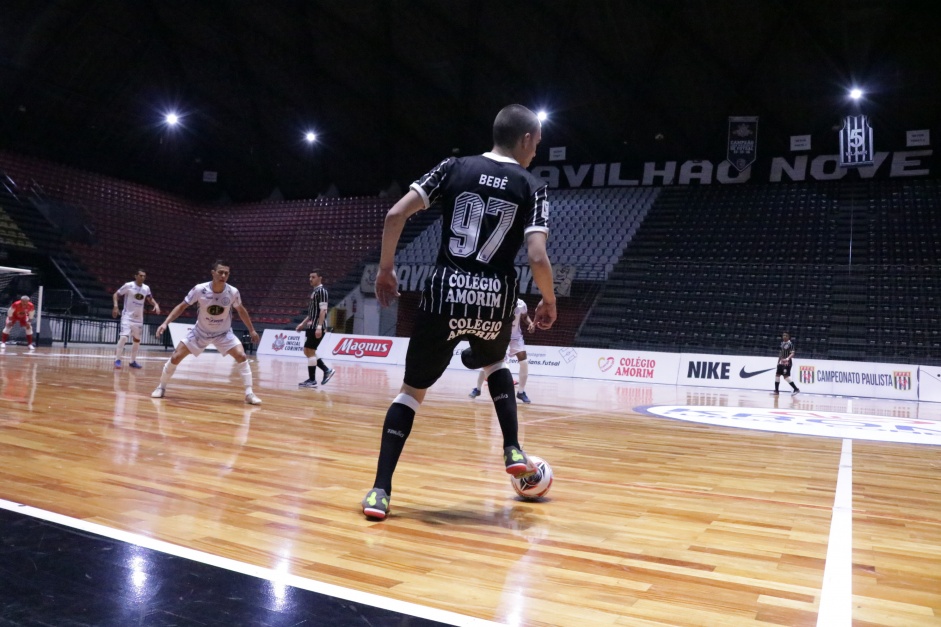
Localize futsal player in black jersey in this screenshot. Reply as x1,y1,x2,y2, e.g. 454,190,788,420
363,104,558,520
295,270,335,387
773,331,800,395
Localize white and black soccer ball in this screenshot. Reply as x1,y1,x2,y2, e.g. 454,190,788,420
510,455,553,500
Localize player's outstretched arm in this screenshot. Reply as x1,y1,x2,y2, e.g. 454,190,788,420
147,296,161,316
376,189,424,307
526,231,557,330
295,316,311,332
155,300,190,336
525,315,536,333
234,303,260,344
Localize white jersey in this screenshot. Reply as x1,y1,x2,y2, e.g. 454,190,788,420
184,281,242,337
510,299,527,340
117,281,152,324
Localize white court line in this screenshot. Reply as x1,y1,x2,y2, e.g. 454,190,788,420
816,438,853,627
0,498,502,627
15,353,167,360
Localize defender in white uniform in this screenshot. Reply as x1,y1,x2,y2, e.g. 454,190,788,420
113,269,160,368
470,298,536,402
152,260,262,404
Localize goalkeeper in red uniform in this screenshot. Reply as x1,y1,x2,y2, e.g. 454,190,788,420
2,295,36,350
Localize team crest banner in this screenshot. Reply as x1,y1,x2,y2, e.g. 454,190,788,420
839,114,875,167
727,116,759,172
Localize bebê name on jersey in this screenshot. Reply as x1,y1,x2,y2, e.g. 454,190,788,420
479,174,508,190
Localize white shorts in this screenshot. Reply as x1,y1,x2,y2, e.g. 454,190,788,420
120,320,143,341
507,335,526,357
182,328,242,357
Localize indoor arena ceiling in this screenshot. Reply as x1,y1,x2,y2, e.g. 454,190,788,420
0,1,938,202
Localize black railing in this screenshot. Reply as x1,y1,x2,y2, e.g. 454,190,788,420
32,313,255,354
39,313,170,348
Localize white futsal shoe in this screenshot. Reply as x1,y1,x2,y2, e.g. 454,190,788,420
245,393,262,405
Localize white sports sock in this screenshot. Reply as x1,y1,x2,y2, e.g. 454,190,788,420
476,369,486,389
159,361,177,386
115,336,128,358
239,360,253,392
518,360,529,392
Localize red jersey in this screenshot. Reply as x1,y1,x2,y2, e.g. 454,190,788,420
8,300,34,321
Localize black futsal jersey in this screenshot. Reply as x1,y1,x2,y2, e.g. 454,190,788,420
778,339,795,363
410,152,549,323
305,284,329,328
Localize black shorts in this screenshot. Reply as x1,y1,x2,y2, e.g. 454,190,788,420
403,308,513,390
304,329,325,351
776,361,792,377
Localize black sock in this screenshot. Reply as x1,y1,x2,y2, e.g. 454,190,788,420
790,381,798,390
372,402,416,494
775,381,780,391
317,358,329,373
487,368,519,449
308,365,318,380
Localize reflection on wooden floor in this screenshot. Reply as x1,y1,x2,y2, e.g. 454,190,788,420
1,345,939,626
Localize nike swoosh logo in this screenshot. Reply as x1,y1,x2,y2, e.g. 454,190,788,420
740,367,776,378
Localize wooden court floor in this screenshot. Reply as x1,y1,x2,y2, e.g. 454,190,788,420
0,345,939,626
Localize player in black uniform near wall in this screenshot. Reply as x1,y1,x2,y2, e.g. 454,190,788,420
774,331,800,395
295,270,335,387
363,104,557,520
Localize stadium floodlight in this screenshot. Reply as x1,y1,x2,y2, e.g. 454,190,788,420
537,110,548,122
165,113,179,125
849,88,863,100
305,132,317,143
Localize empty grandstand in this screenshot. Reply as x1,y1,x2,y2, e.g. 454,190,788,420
3,149,941,365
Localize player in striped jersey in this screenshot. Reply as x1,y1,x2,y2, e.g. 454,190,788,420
295,269,335,387
363,104,558,520
773,331,800,395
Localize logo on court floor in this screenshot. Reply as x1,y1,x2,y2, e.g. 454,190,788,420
638,405,941,446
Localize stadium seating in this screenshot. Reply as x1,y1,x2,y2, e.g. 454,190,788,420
579,179,941,364
0,152,392,324
3,150,940,364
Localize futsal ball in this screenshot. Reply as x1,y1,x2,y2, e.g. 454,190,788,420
511,455,553,500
